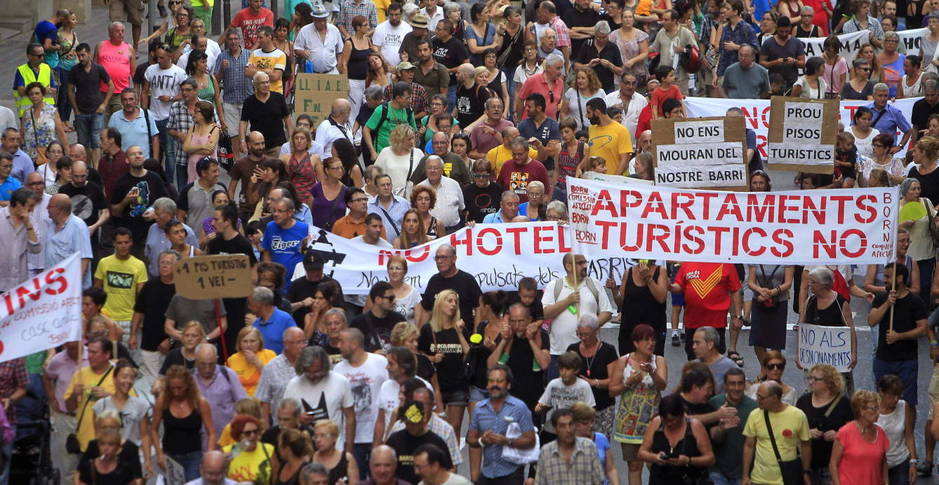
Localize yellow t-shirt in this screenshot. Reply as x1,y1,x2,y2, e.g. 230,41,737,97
587,121,634,174
65,366,118,451
93,255,148,321
248,48,288,94
224,441,275,483
742,405,811,485
374,0,391,22
226,349,277,396
486,145,540,177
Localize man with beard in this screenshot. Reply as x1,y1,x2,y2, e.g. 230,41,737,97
399,14,430,64
412,39,449,99
486,303,550,412
585,98,633,175
353,282,406,351
758,16,805,87
431,20,468,109
109,145,170,252
283,346,355,452
373,2,412,67
708,367,757,485
334,328,390,475
261,198,308,285
229,131,268,223
58,161,109,253
467,365,537,484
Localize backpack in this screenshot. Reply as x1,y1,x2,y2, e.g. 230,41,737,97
374,102,415,134
553,277,601,304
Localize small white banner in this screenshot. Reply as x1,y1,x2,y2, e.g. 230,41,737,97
797,323,853,373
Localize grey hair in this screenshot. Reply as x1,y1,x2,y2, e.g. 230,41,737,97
109,21,124,32
295,346,332,375
930,10,939,20
278,398,302,417
457,63,476,77
251,286,275,305
365,85,385,102
800,5,814,14
508,136,529,151
595,20,611,35
873,82,890,93
195,342,218,358
527,180,545,192
808,267,834,289
159,249,181,262
180,78,198,90
695,326,721,346
539,28,556,40
924,79,939,92
437,243,457,256
501,190,520,202
341,327,365,347
485,97,503,109
544,53,564,68
884,31,899,42
900,177,920,197
425,155,444,168
152,197,177,214
577,313,599,330
443,1,461,13
300,463,330,482
253,71,270,83
546,200,568,217
323,307,347,324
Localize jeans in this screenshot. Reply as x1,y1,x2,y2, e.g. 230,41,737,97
889,460,912,485
709,471,741,485
57,66,72,123
447,84,458,113
873,358,918,406
155,118,173,183
169,450,203,482
353,443,371,479
176,163,189,192
74,113,103,149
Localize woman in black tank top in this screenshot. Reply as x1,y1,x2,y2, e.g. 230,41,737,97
612,261,669,356
151,365,215,482
798,267,858,392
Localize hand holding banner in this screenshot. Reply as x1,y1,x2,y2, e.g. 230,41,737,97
0,253,83,363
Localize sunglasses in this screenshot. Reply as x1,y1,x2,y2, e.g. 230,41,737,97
766,363,785,370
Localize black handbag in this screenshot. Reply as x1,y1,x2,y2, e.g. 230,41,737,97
66,366,113,454
764,409,804,485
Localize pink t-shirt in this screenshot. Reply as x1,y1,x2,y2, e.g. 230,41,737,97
96,40,132,94
823,56,849,96
231,7,274,49
835,422,890,485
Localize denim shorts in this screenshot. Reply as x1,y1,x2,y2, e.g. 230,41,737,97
74,112,103,149
469,385,489,403
441,386,469,406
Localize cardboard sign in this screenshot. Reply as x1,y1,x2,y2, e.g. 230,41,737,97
766,96,839,174
797,324,853,372
651,116,748,190
174,255,253,300
294,73,350,127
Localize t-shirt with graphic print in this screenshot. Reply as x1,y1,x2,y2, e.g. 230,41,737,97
94,254,148,321
674,262,742,329
538,377,596,433
496,158,549,204
261,220,308,285
417,325,466,392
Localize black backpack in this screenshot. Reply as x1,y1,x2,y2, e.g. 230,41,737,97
374,102,415,133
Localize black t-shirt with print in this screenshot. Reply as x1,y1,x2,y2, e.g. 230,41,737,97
432,36,468,85
418,325,466,392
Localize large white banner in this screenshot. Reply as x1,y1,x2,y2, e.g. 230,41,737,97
0,253,83,362
802,30,869,64
567,177,899,265
685,96,920,157
797,324,853,372
898,27,928,55
295,223,632,294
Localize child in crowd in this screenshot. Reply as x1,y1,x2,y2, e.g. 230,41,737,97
835,131,859,188
650,65,683,119
535,351,595,440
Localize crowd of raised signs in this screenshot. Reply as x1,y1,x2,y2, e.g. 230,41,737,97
8,0,939,484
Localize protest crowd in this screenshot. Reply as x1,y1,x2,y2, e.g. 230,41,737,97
9,0,939,484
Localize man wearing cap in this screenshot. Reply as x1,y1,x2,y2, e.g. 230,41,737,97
399,14,430,64
373,2,412,67
287,251,338,324
384,62,428,119
294,2,345,75
572,21,623,93
337,0,379,39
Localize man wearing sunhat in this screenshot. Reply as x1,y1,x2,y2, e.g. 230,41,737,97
384,62,429,119
295,1,345,74
400,13,431,64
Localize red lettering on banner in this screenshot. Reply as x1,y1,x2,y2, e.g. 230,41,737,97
716,194,742,221
743,228,768,256
672,192,696,220
709,226,730,253
2,267,69,315
814,231,838,258
476,228,503,255
558,225,573,253
854,194,877,223
830,195,852,224
591,189,618,217
641,193,667,219
771,229,795,257
747,194,775,223
405,245,430,263
777,195,802,224
505,226,526,254
812,230,868,258
839,229,867,257
801,195,826,225
450,230,471,255
533,225,553,254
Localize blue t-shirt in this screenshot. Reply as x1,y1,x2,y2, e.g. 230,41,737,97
253,308,297,354
33,20,59,68
518,117,561,170
0,177,22,201
261,220,309,286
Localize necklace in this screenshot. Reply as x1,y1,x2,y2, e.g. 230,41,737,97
523,62,539,77
581,340,600,376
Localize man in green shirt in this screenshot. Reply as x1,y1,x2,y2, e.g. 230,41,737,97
364,81,417,159
709,367,757,485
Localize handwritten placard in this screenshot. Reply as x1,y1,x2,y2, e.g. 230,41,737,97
174,254,252,300
797,323,853,372
294,73,350,127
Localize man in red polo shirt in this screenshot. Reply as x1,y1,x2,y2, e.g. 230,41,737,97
515,53,565,120
670,262,743,360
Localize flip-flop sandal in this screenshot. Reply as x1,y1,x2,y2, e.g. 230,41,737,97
728,351,744,367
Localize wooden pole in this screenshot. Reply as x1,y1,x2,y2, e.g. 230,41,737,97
889,238,898,333
571,255,580,315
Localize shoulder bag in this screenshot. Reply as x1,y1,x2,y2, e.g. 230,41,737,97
763,409,804,485
66,365,114,454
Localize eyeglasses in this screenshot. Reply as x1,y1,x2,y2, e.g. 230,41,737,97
806,376,822,382
351,198,369,203
473,172,490,178
380,294,396,301
242,429,258,436
766,363,784,370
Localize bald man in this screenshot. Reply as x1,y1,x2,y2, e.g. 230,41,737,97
45,193,93,285
240,71,291,157
368,445,409,485
189,450,235,485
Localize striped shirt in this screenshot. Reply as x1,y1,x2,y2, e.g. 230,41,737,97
217,48,254,105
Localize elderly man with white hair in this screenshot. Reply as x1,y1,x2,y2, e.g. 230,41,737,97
193,343,248,439
143,197,198,277
239,71,292,157
572,21,622,92
517,53,566,120
315,99,355,155
416,155,465,232
257,326,307,425
867,82,914,152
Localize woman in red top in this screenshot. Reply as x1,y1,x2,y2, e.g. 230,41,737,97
830,390,890,485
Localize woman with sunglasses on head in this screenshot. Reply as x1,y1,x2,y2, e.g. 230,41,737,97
797,363,854,485
417,289,470,437
859,134,906,186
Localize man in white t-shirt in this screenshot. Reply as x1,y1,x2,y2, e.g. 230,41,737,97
417,155,464,231
541,253,614,379
294,1,345,74
374,346,431,446
334,327,389,473
372,2,412,67
283,346,356,452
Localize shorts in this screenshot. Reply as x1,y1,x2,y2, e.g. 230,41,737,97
109,0,144,25
223,102,243,137
442,386,469,406
671,292,685,306
469,385,489,403
928,364,939,418
621,443,640,461
873,358,918,407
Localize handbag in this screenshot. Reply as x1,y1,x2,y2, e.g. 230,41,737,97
763,409,804,485
501,421,540,465
66,365,114,454
756,266,782,309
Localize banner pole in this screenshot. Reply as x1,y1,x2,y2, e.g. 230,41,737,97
889,215,899,333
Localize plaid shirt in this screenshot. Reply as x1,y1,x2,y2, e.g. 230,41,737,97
167,100,218,167
534,437,605,485
548,16,571,49
218,48,254,105
717,19,758,76
255,354,298,424
0,359,27,423
338,0,378,33
383,82,428,115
